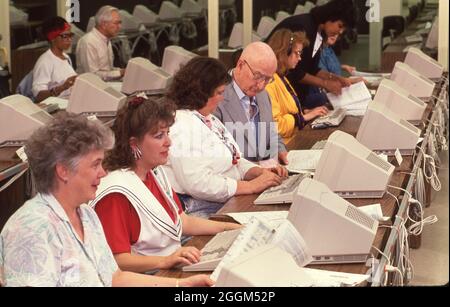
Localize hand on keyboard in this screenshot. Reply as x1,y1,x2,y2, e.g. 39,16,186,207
248,170,283,194
311,108,346,129
163,246,202,269
304,106,329,122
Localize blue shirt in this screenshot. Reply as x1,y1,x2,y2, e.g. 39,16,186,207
319,46,342,76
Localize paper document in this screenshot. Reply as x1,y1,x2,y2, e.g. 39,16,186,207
405,34,423,44
327,81,371,109
358,204,386,221
286,150,322,173
40,97,68,110
211,217,312,281
226,211,288,228
299,268,370,287
352,71,390,78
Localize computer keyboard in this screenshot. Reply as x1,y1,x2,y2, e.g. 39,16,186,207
254,174,310,205
311,108,346,129
182,228,242,272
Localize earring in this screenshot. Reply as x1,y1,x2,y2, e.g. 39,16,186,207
132,146,142,161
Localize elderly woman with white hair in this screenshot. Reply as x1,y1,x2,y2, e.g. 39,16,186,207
76,5,125,81
0,113,212,287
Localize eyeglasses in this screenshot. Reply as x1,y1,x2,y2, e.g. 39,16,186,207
59,32,75,40
292,50,303,58
243,60,274,84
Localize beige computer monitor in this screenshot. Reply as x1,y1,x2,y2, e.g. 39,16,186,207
314,130,395,198
356,101,421,155
275,11,291,24
288,178,378,264
228,23,262,49
390,61,435,98
181,0,202,15
133,5,159,25
159,1,184,20
67,73,127,116
121,57,172,95
404,47,444,80
161,45,197,76
374,79,426,124
256,16,276,39
119,10,143,33
0,95,53,144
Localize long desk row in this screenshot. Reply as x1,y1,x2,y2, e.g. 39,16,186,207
156,78,448,286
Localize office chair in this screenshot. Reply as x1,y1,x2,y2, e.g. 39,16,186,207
382,15,405,40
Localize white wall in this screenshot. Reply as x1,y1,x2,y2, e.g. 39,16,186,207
438,0,449,69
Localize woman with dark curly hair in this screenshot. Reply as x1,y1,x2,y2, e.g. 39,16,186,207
90,96,240,274
163,56,284,218
32,16,77,102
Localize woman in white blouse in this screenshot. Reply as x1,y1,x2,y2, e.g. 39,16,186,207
163,57,286,218
32,16,77,103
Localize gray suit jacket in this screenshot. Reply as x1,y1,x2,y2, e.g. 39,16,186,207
214,83,287,162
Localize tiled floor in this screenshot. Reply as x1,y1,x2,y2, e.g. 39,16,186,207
409,151,449,286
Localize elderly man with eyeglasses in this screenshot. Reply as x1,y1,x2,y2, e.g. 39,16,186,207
76,5,125,81
214,41,289,167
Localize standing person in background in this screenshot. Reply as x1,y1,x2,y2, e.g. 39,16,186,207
267,0,357,108
32,16,77,103
76,5,125,81
266,29,329,144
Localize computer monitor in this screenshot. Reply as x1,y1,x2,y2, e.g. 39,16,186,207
86,16,95,32
119,10,143,33
215,245,311,287
294,5,307,15
121,57,172,95
133,5,159,25
256,16,276,39
219,0,236,9
181,0,203,16
288,178,378,264
314,130,395,198
10,6,28,25
304,1,315,12
67,73,127,116
374,79,426,125
390,61,435,98
197,0,208,10
159,1,184,20
228,23,262,49
161,45,197,76
275,11,291,24
0,95,53,144
425,17,438,49
404,47,444,80
356,101,421,156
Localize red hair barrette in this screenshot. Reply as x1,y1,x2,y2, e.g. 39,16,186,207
128,96,145,107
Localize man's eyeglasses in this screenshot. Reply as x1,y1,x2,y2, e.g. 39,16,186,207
59,32,75,40
243,60,274,84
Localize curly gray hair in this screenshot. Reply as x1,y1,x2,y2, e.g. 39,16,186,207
95,5,119,27
24,112,114,194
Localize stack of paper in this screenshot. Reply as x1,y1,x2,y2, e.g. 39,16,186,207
286,150,322,173
327,81,372,116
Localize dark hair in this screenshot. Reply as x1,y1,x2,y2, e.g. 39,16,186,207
42,16,69,41
310,0,357,28
166,56,232,111
104,97,176,171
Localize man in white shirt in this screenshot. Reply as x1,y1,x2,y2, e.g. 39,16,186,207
76,6,125,81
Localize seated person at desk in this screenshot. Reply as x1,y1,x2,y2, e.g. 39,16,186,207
91,97,241,274
266,0,357,108
0,113,212,287
266,29,329,144
214,42,289,165
76,5,125,81
32,16,77,103
164,56,285,218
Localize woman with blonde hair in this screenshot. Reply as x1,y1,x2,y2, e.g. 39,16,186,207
266,29,329,144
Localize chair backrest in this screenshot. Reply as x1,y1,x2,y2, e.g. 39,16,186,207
382,15,405,38
16,70,35,102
